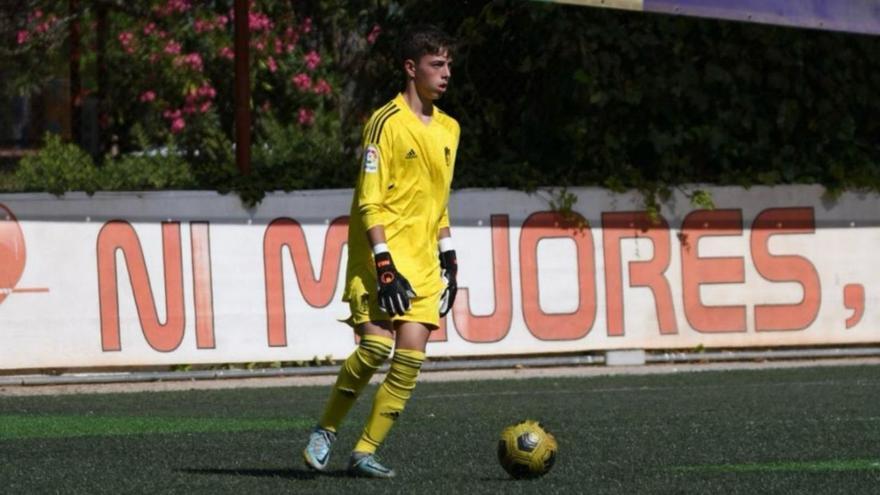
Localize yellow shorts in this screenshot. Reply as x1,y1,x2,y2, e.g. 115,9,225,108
347,285,442,329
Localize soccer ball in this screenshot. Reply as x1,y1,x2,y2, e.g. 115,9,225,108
497,419,558,479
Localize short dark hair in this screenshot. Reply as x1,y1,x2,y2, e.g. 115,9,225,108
398,24,455,65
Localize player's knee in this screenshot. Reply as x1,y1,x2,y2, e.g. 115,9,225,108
357,336,393,368
386,350,424,393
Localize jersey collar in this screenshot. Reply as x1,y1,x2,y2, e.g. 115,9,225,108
395,93,436,128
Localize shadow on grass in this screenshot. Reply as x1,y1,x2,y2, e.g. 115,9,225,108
180,467,351,480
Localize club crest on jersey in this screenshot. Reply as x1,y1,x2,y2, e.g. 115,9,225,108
363,145,379,173
444,146,451,167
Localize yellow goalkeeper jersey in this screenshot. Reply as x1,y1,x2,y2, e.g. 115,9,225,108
344,93,460,302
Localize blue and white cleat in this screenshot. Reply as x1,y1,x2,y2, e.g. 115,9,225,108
303,426,336,472
347,452,396,478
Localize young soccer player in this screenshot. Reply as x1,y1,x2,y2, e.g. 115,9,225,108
302,24,459,478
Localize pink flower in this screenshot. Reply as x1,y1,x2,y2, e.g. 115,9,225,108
35,22,50,34
197,83,216,99
139,90,156,102
143,23,157,36
16,30,29,45
215,15,228,27
367,24,381,44
218,46,234,60
163,109,182,120
118,31,136,53
297,107,315,126
199,101,212,113
274,39,283,55
284,27,299,52
164,41,181,55
194,19,213,33
155,0,191,17
300,17,312,34
312,78,332,95
118,31,134,47
184,52,203,71
266,56,278,73
304,50,321,71
291,72,312,91
248,12,273,31
170,117,186,133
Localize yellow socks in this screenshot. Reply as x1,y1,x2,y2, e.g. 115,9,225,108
353,348,425,454
318,334,393,432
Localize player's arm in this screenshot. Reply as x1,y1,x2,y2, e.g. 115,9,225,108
357,120,415,316
438,225,457,317
438,123,460,317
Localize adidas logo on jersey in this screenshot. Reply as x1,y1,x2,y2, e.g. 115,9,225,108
405,149,418,159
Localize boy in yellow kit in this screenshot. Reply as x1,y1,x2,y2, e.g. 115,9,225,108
303,25,459,478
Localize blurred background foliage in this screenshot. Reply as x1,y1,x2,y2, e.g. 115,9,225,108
2,0,880,205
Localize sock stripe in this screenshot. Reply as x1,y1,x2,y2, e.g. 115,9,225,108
361,340,392,351
360,341,392,356
361,334,394,345
391,354,424,369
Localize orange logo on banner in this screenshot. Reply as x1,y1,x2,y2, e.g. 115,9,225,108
0,204,48,305
0,204,26,305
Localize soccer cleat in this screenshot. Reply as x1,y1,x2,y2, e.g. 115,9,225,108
303,426,336,472
347,452,396,478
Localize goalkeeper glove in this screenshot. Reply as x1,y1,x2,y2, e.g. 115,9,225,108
375,251,416,316
439,249,458,317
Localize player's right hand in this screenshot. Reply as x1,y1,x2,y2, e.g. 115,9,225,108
375,252,417,316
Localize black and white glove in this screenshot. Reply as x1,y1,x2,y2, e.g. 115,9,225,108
439,249,457,317
375,251,417,316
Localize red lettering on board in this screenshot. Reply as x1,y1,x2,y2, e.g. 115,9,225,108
680,210,746,333
430,316,448,342
602,212,677,336
751,207,820,331
263,217,348,347
190,222,215,348
844,284,864,329
97,221,185,352
0,203,26,305
520,212,596,341
452,215,512,342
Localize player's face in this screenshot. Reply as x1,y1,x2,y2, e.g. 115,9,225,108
411,49,452,100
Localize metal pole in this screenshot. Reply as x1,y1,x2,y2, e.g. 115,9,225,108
233,0,251,175
69,0,81,145
96,2,108,157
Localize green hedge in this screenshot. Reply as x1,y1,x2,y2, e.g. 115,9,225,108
442,2,880,201
5,1,880,205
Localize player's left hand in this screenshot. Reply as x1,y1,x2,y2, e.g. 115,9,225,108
375,251,417,316
439,249,457,317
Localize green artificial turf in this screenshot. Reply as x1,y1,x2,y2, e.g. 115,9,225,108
1,364,879,494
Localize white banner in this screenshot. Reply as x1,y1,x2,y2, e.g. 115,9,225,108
0,186,877,370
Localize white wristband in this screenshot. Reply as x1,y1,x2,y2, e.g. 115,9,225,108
372,242,390,255
438,237,454,253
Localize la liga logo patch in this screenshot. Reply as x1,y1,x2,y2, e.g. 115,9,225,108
363,145,379,173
